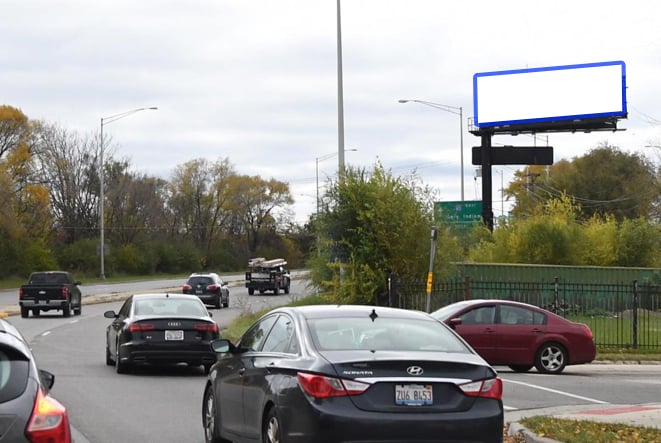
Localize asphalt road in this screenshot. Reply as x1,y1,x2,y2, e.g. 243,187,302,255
4,276,661,442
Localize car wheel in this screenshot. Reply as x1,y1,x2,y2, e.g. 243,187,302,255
74,303,82,315
273,287,279,295
262,406,281,443
215,295,221,309
284,284,290,294
223,300,229,308
62,302,71,317
508,365,533,373
115,343,131,374
20,307,29,318
106,345,114,366
203,386,230,443
535,343,567,374
248,288,254,295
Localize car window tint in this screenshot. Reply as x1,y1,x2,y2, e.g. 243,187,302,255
188,277,213,286
240,315,278,351
261,315,297,354
500,305,534,325
532,311,547,325
309,317,471,353
0,348,30,403
460,306,495,325
118,297,132,317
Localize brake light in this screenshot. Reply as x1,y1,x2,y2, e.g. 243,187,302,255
194,323,219,333
580,324,594,340
129,323,156,332
297,372,370,399
207,284,219,291
25,388,72,443
61,287,68,299
182,284,192,291
459,378,503,400
19,288,24,299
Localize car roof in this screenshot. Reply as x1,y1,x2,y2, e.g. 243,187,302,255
0,318,31,359
272,304,436,321
132,293,204,301
188,272,218,277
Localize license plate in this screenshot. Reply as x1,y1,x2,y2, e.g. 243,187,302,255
196,290,203,294
165,330,184,341
395,384,433,406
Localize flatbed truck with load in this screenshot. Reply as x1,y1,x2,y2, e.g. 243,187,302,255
245,258,291,295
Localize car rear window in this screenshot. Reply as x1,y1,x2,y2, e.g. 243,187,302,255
308,317,471,353
0,347,30,403
187,277,213,286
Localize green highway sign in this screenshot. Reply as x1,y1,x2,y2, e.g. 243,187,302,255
434,200,483,226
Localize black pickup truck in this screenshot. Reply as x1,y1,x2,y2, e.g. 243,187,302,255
19,271,83,318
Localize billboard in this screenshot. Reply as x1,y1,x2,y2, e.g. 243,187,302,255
473,61,627,128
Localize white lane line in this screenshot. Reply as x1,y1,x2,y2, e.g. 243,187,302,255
503,378,609,404
41,331,51,336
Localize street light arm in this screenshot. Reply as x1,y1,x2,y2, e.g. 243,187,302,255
102,107,158,125
398,99,461,116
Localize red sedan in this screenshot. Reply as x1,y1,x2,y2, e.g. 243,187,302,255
431,299,596,374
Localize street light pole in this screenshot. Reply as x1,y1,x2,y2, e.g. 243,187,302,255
399,99,465,201
99,106,157,279
316,148,357,216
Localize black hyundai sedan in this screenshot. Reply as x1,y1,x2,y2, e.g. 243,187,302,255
104,293,220,374
202,305,504,443
0,317,72,442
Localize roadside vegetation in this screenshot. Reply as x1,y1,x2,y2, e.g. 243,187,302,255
517,416,661,443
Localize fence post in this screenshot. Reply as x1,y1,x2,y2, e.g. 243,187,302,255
464,276,470,300
633,280,638,349
554,276,559,315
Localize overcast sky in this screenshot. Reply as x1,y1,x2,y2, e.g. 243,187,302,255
4,0,661,223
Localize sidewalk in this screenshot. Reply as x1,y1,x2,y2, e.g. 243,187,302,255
506,403,661,442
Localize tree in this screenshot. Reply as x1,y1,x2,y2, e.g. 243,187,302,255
311,163,459,305
506,144,660,221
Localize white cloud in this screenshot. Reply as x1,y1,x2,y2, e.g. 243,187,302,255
3,0,661,223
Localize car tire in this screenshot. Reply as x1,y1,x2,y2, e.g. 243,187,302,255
248,288,254,295
273,287,279,295
508,365,533,373
115,345,131,374
62,302,71,318
535,343,567,374
215,295,221,309
223,300,229,308
106,346,114,366
262,406,281,443
203,386,231,443
20,307,29,318
74,302,82,315
284,283,290,294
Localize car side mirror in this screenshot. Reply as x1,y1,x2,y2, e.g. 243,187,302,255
103,310,118,319
449,318,463,328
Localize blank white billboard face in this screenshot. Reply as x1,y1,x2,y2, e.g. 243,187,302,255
473,61,626,128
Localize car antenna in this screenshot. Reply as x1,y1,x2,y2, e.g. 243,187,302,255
369,309,378,322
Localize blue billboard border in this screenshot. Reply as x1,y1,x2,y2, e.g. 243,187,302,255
472,60,627,129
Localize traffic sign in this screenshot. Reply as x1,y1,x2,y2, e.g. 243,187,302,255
434,200,483,226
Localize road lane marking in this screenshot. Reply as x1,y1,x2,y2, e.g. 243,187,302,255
503,378,609,404
41,331,51,336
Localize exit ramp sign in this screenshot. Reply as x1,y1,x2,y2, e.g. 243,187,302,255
434,201,483,226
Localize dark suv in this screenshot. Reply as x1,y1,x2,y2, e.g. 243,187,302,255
182,273,229,309
0,317,72,442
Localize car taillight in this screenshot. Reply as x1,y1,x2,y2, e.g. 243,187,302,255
129,323,156,332
182,284,192,291
25,388,72,443
194,323,219,333
581,324,594,340
61,287,68,299
207,284,219,291
297,372,370,399
19,288,24,299
459,378,503,400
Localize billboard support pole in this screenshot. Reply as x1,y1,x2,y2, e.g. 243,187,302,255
480,132,494,231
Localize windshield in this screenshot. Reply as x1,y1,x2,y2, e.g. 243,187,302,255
308,316,471,353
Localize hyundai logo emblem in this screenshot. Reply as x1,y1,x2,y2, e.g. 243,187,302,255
407,366,424,376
